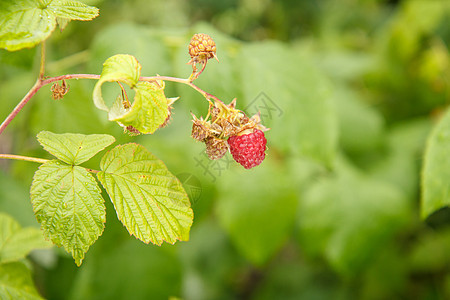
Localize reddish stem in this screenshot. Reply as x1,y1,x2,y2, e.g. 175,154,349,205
0,73,219,135
0,74,100,135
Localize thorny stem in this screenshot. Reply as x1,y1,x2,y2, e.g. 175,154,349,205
0,74,221,135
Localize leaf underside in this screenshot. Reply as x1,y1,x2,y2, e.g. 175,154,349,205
93,54,169,133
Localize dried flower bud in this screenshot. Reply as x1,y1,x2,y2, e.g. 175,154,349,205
191,116,210,141
50,80,69,100
205,137,228,160
125,125,141,136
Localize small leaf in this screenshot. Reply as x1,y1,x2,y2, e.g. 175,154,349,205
0,262,43,300
93,54,142,111
0,0,99,51
30,161,106,266
0,213,52,264
37,131,115,165
421,108,450,219
97,143,193,245
109,81,169,134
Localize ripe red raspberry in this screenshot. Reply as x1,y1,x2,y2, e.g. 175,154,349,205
227,129,267,169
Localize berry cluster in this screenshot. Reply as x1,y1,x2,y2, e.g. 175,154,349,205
191,99,268,169
187,33,269,169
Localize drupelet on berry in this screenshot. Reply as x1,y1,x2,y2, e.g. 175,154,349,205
188,33,217,62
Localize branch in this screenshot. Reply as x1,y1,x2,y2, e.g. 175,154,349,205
0,73,220,135
140,75,222,104
0,74,101,135
0,154,49,164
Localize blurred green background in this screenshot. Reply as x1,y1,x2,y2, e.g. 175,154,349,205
1,0,450,299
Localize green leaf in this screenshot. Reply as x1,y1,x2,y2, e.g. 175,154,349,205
93,54,142,111
216,163,297,265
0,213,52,264
93,54,169,133
297,158,410,275
69,240,183,300
0,0,99,51
48,0,99,20
0,262,43,300
109,81,169,134
37,131,115,165
238,42,337,167
97,143,193,245
334,87,384,154
30,160,106,266
421,108,450,219
56,17,71,31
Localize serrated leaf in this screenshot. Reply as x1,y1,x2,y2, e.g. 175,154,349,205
37,131,115,165
93,54,169,133
93,54,142,111
48,0,99,20
0,262,43,300
56,17,70,31
109,81,169,134
0,0,98,51
0,213,52,264
421,108,450,219
97,143,193,245
30,160,106,266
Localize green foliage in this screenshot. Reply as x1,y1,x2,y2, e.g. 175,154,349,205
0,213,51,299
297,158,410,275
93,54,169,133
216,163,297,266
0,213,52,264
422,108,450,219
0,0,98,51
1,0,450,299
28,132,193,265
238,42,337,167
97,143,193,245
37,131,115,165
0,262,43,300
31,160,106,266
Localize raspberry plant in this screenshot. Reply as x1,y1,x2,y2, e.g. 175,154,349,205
0,0,269,271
